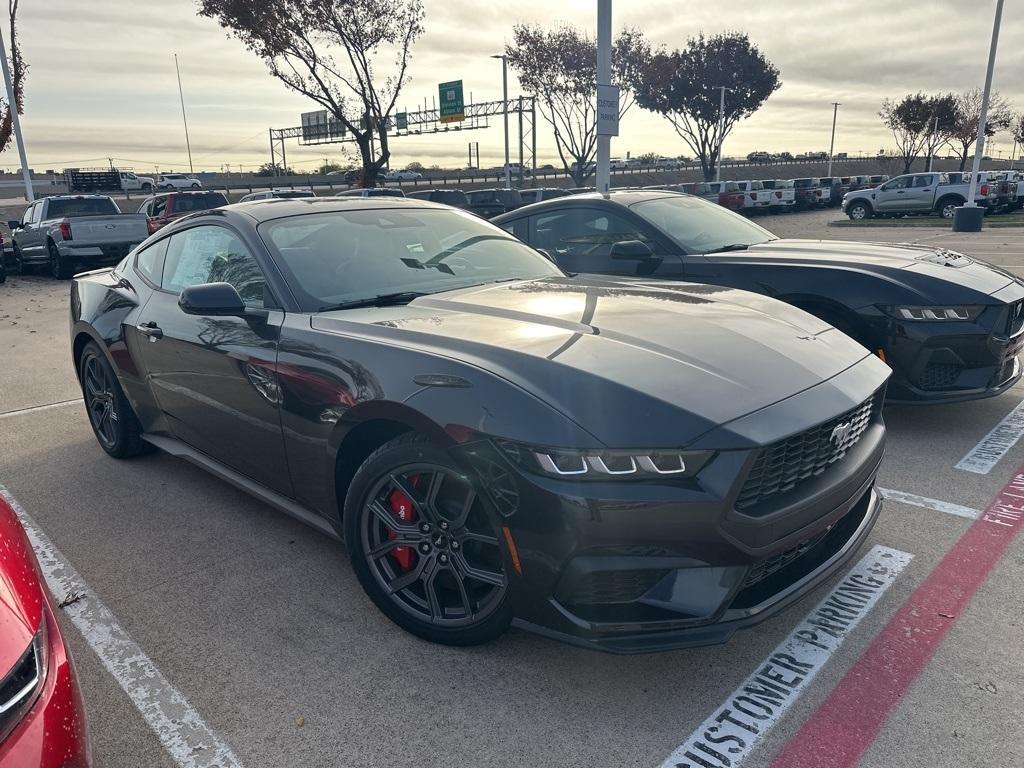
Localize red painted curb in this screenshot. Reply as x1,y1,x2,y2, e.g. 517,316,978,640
768,467,1024,768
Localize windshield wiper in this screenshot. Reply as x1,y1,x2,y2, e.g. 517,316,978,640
705,243,752,254
317,291,429,312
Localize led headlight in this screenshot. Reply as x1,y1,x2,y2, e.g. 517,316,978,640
881,305,984,322
496,440,713,479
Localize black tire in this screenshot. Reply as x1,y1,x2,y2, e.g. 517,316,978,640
12,244,28,275
344,432,513,647
78,342,149,459
936,196,963,220
141,183,152,192
48,241,74,280
846,200,871,221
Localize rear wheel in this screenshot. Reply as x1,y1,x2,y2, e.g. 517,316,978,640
936,197,963,219
847,200,871,220
344,433,512,646
79,342,149,458
141,183,152,193
12,244,27,275
48,241,74,280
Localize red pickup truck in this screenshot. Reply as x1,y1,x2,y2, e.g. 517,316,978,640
137,190,228,234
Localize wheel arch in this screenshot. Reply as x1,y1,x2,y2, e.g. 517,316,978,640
778,293,877,349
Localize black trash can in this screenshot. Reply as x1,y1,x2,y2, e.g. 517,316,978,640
952,205,984,232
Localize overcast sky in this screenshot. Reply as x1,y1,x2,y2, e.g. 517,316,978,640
12,0,1024,174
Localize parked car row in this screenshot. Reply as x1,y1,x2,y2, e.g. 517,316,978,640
63,189,1022,666
842,171,1022,220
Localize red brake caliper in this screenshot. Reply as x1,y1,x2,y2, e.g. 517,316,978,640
387,475,419,572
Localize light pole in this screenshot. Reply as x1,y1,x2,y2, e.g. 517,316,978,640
174,54,194,176
595,0,612,194
0,22,32,202
826,102,841,177
926,116,939,172
955,0,1004,232
492,54,511,189
714,86,732,182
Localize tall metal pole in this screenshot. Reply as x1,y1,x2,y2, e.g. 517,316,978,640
269,129,275,173
174,54,194,175
927,116,939,172
518,94,524,184
0,25,32,202
493,55,510,188
596,0,612,194
965,0,1004,208
827,102,841,177
714,86,730,183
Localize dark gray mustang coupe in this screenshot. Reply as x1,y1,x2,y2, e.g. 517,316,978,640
71,197,889,653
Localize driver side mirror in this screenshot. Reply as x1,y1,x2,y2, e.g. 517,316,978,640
610,239,655,260
179,282,247,316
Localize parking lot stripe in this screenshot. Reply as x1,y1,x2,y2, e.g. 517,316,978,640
767,464,1024,768
0,487,246,768
876,487,979,519
955,398,1024,474
656,545,912,768
0,397,82,419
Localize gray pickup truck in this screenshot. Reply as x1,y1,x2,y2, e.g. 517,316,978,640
10,194,149,279
841,172,996,221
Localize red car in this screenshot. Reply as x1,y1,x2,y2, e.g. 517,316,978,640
0,496,90,767
137,190,229,235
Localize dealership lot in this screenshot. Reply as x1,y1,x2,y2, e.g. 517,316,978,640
2,211,1024,767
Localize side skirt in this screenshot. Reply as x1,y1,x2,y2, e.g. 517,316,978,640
141,434,343,541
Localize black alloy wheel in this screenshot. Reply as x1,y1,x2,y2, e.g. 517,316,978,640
49,242,73,280
79,342,148,458
346,434,512,646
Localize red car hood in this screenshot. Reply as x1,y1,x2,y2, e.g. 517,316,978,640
0,496,44,675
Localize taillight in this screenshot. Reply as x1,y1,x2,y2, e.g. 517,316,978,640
59,222,72,241
980,184,989,196
147,219,158,235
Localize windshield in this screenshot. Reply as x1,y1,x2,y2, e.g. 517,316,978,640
631,194,775,253
47,197,120,217
259,208,562,310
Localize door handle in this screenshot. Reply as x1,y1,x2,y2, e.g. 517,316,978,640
136,322,163,341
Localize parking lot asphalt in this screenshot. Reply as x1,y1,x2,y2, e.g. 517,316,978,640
2,208,1023,768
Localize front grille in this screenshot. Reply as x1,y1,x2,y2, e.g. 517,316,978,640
1005,300,1024,338
918,363,962,390
567,569,669,606
0,637,41,739
735,393,877,514
742,531,829,588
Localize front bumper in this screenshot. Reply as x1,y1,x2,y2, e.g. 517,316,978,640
861,295,1024,403
462,373,888,653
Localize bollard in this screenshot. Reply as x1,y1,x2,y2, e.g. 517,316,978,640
952,205,984,232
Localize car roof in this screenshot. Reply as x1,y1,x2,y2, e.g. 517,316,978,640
226,196,450,223
493,189,685,220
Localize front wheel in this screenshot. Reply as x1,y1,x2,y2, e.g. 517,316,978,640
847,201,871,220
344,433,513,646
141,183,152,192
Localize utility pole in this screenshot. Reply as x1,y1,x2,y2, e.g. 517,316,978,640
174,54,194,175
714,86,732,183
595,0,612,194
927,116,939,172
492,54,511,188
826,102,841,177
0,23,32,201
956,0,1004,232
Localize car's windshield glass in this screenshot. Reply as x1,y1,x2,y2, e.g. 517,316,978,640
259,208,562,310
631,194,775,253
47,197,120,217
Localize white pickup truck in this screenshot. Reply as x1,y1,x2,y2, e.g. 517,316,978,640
733,180,773,212
119,170,155,193
9,195,148,279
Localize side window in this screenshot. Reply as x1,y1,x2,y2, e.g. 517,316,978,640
21,202,35,226
885,177,912,191
137,200,151,215
151,198,167,218
162,226,267,307
134,238,169,286
529,208,651,258
912,175,933,188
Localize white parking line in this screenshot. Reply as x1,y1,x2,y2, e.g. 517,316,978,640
657,545,912,768
876,487,980,519
0,398,82,419
956,398,1024,474
0,486,245,768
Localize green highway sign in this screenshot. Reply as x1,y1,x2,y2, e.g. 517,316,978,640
439,80,465,124
396,112,408,130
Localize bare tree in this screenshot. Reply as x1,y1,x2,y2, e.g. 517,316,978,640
633,33,781,182
505,24,651,187
922,93,959,167
198,0,424,187
0,0,26,155
946,87,1013,171
880,94,932,174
